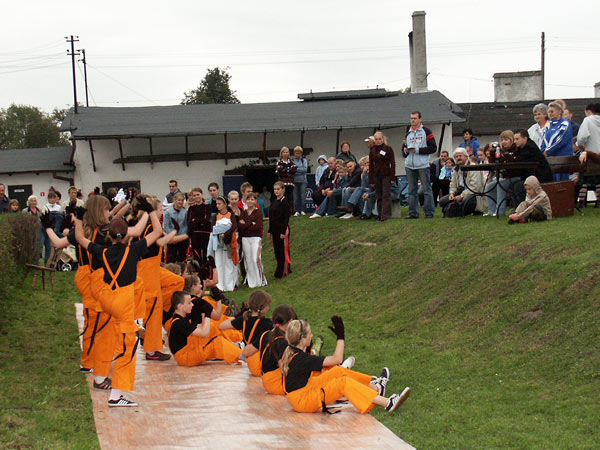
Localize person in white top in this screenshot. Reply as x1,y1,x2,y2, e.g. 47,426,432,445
527,103,550,149
61,186,84,209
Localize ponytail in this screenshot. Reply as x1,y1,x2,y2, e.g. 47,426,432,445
280,319,309,376
243,290,273,321
268,304,296,360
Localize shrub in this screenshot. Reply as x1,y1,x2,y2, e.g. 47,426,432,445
0,215,16,293
6,213,40,266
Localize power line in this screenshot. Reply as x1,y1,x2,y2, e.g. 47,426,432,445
86,63,160,106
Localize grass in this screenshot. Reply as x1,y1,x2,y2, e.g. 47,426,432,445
226,208,600,449
0,270,98,450
1,208,598,449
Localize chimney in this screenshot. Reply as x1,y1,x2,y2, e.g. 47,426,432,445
409,11,428,93
595,82,600,98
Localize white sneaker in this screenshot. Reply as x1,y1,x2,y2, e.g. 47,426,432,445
300,211,306,215
293,212,300,217
370,367,390,396
309,213,321,219
385,387,411,412
340,213,353,219
341,356,355,369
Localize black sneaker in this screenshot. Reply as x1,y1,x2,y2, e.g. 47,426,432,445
93,377,112,390
386,387,411,412
108,395,138,408
145,351,171,361
79,366,93,374
370,367,390,396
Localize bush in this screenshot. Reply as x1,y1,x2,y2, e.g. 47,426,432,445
6,212,40,266
0,215,16,293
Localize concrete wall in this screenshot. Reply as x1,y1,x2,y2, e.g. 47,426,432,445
73,123,454,196
494,71,543,102
0,173,72,208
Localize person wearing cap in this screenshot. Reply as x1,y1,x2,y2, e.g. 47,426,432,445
438,148,486,217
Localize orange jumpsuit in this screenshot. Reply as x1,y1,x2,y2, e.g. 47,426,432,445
159,267,184,314
258,330,287,395
72,238,96,370
285,352,377,414
201,295,242,342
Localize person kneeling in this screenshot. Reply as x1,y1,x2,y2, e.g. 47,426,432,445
168,291,241,366
508,176,552,224
282,316,410,414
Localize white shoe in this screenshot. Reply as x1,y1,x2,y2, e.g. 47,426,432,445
340,213,353,219
370,367,390,396
385,387,411,412
300,211,306,215
341,356,355,369
309,213,321,219
293,212,300,217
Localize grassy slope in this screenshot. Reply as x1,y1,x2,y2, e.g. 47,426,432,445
0,272,99,450
228,210,600,449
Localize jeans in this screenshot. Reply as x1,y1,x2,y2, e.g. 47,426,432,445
485,178,510,216
293,182,306,213
406,167,435,217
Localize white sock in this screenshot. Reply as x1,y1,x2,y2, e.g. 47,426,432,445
147,351,155,356
109,388,122,401
94,375,105,384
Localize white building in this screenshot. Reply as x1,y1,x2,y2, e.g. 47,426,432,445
60,89,464,197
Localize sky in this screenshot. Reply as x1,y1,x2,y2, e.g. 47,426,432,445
2,0,599,113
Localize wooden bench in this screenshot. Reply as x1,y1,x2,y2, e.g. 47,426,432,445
22,247,63,290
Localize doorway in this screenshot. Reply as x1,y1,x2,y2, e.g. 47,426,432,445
8,184,32,209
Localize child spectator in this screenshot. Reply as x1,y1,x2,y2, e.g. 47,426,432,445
508,176,552,223
238,193,267,288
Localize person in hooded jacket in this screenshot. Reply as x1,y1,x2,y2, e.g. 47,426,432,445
508,176,552,223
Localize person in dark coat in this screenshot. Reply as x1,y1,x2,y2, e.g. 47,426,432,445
268,181,292,279
368,131,395,221
511,129,554,205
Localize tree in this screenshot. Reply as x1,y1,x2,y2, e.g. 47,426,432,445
181,67,240,105
0,104,70,150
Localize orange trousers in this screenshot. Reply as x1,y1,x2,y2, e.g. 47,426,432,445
286,366,377,414
138,256,163,353
247,352,262,377
160,267,184,313
98,283,138,391
262,368,285,395
173,334,241,367
75,265,96,369
202,296,243,342
89,269,117,378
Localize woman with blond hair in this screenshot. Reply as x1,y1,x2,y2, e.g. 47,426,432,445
542,101,574,181
275,146,297,213
484,130,517,216
291,146,308,216
368,131,395,221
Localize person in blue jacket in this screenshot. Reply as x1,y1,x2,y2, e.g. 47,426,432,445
459,129,480,157
292,146,308,216
542,101,573,181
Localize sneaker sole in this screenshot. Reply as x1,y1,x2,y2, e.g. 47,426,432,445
389,387,411,412
108,402,138,408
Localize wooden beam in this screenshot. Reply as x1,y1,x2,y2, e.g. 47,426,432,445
335,128,341,154
117,139,125,171
52,172,74,186
224,132,228,166
113,148,314,165
185,136,190,167
262,131,267,164
300,129,305,148
88,139,97,172
437,123,447,157
148,137,154,169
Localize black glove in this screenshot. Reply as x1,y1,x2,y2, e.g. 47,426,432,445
136,195,154,213
171,217,180,232
74,206,86,221
210,286,224,302
65,200,77,216
39,211,55,230
62,213,73,231
328,315,345,340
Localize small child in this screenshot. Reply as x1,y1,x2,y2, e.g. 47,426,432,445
508,176,552,223
439,158,454,180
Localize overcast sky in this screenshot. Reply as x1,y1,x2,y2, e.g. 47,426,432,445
2,0,599,112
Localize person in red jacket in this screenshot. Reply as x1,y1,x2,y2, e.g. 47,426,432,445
368,131,396,221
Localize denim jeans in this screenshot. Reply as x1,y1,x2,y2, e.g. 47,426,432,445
485,178,510,215
406,167,435,217
293,182,306,213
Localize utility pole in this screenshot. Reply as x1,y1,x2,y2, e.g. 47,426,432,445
66,35,80,113
541,32,545,100
79,49,89,107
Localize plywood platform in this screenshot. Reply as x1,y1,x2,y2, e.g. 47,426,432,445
76,304,414,449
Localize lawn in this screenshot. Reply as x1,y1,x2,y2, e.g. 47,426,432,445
1,208,599,449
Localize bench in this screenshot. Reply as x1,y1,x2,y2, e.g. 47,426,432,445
22,247,63,290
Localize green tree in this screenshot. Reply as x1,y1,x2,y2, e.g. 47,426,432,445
181,67,240,105
0,104,70,150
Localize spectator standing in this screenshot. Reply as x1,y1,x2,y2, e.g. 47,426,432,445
527,103,550,149
563,108,580,137
314,155,328,187
292,146,308,216
542,101,574,181
276,147,297,213
207,182,220,219
238,193,267,288
23,195,44,257
402,111,437,219
163,180,183,209
336,141,357,163
459,129,481,154
9,199,19,213
164,192,189,263
0,183,9,213
369,131,395,221
269,182,292,278
577,103,600,157
187,187,212,265
42,191,65,263
62,186,85,209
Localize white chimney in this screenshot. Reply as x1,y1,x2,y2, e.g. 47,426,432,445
409,11,428,93
595,82,600,98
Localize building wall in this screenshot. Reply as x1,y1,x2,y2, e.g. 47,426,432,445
0,173,73,208
494,71,543,102
73,123,454,196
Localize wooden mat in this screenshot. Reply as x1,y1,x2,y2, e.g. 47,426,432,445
76,304,414,449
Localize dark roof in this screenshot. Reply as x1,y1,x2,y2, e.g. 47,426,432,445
0,146,74,174
61,90,464,140
454,98,596,136
298,88,391,101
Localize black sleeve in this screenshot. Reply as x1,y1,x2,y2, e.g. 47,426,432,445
67,228,77,246
419,127,438,155
230,315,243,331
303,353,326,372
130,238,149,259
87,241,104,258
190,298,213,323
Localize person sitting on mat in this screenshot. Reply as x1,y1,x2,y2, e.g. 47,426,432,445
219,290,273,376
168,291,241,367
281,316,411,414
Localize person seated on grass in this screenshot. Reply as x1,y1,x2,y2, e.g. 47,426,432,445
168,291,241,367
281,316,411,414
343,156,371,219
439,148,486,218
219,290,274,376
508,176,552,224
338,160,362,218
312,156,337,208
310,161,347,218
